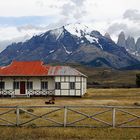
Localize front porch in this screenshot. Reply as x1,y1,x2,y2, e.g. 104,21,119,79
0,89,55,98
0,76,55,98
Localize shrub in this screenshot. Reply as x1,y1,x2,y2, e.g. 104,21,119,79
136,74,140,87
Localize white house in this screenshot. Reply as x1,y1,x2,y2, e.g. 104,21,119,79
0,61,87,97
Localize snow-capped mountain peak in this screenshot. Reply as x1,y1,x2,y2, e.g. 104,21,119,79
64,23,91,38
39,27,64,41
0,23,139,68
64,23,102,47
50,28,64,40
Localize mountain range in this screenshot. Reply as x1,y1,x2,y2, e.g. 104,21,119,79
117,31,140,60
0,23,139,69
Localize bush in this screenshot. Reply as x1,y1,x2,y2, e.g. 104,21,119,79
136,74,140,87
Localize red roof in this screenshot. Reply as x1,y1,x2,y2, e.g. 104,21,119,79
0,61,49,76
0,61,86,77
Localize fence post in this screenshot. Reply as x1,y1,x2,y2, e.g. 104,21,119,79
112,108,116,128
16,106,20,126
64,106,67,127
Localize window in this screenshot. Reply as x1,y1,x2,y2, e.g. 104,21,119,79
27,82,33,90
70,82,75,89
55,82,61,89
41,81,48,89
0,82,5,89
13,81,19,89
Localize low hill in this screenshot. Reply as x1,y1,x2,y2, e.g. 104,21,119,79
72,65,140,88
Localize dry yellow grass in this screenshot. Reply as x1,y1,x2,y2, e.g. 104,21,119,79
0,88,140,140
0,88,140,106
0,127,139,140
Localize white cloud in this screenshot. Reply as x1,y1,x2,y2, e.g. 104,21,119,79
123,9,140,22
0,0,64,17
0,0,139,43
106,11,140,42
0,26,45,41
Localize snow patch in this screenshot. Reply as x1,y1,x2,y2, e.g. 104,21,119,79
40,33,45,37
45,35,48,39
85,35,96,43
85,35,99,44
85,35,103,50
65,23,91,38
126,49,140,57
99,44,103,50
131,51,140,56
63,45,72,54
49,50,54,53
50,28,64,40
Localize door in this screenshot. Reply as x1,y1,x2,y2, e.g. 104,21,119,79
20,81,25,94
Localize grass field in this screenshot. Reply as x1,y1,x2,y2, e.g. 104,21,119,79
0,88,140,140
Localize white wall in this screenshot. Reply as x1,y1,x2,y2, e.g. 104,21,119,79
1,77,55,95
1,76,87,96
55,76,87,96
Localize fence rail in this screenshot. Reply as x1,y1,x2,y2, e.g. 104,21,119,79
0,105,139,128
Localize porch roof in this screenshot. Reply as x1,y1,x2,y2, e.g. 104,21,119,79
0,61,86,77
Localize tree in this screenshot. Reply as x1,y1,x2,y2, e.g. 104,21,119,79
136,74,140,87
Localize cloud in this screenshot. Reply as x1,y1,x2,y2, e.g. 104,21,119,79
70,0,85,6
106,9,140,41
123,9,140,21
107,21,140,41
0,0,140,44
35,0,44,7
61,3,75,17
0,26,45,41
107,23,128,34
46,18,69,29
60,0,87,22
17,25,48,32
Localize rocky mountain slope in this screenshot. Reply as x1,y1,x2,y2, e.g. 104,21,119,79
117,31,140,60
0,23,139,69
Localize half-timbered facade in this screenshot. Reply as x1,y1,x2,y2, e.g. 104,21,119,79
0,61,87,97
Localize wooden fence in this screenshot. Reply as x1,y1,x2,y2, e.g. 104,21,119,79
0,105,139,128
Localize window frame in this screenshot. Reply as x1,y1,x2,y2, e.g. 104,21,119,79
0,82,5,90
27,81,33,90
70,82,75,89
41,81,48,90
55,82,61,90
13,81,19,89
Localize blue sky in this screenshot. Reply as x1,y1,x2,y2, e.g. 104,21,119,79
0,16,55,26
0,0,140,42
